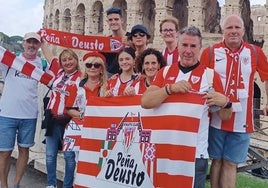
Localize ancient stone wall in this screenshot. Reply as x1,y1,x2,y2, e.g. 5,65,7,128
43,0,267,52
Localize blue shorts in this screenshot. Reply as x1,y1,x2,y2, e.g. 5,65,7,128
0,116,37,151
208,126,250,164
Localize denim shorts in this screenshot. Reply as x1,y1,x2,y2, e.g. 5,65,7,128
208,126,250,164
0,116,37,151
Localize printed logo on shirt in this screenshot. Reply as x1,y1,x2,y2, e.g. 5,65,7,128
191,75,200,84
15,71,35,80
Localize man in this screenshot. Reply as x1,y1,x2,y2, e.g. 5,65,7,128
103,6,127,77
129,24,150,57
200,14,268,188
0,32,42,188
160,16,180,65
141,26,232,188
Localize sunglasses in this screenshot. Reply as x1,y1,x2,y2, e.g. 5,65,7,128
85,63,102,69
132,32,146,38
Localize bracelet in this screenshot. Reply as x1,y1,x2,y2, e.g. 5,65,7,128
168,84,173,94
222,97,229,108
165,84,171,95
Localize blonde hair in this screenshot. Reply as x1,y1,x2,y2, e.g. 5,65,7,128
82,56,108,97
59,49,80,70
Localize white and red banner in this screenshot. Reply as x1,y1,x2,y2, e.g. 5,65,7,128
74,95,206,188
40,28,124,52
63,119,83,152
0,46,54,86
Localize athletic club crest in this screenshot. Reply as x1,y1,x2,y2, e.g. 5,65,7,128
110,39,124,51
191,75,200,84
96,112,155,187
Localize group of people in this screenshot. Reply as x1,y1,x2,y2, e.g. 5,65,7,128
0,6,268,188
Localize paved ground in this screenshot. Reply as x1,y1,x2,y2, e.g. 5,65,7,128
6,157,63,188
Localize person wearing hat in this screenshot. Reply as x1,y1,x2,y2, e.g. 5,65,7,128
102,6,128,78
129,24,151,57
66,51,108,121
0,32,42,188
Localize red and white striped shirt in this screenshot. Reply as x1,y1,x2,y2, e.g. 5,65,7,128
162,47,179,65
107,74,138,96
47,58,81,115
201,41,268,133
152,63,224,158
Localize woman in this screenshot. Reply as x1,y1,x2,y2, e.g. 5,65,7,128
41,45,81,188
66,51,108,118
160,16,180,65
106,47,138,96
124,48,166,95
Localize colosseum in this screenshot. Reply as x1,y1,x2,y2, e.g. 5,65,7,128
43,0,268,52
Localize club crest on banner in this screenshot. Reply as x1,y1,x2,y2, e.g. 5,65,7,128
110,39,124,51
96,112,154,187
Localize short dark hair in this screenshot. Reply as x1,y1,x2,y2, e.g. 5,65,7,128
179,26,202,45
106,7,122,16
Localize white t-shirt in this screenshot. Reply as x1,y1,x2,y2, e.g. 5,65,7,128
0,54,42,118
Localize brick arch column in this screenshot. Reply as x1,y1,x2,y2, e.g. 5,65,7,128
125,0,144,31
152,0,173,50
187,0,205,31
223,0,241,16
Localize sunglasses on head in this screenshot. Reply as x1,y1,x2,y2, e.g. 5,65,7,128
132,32,146,38
85,63,102,69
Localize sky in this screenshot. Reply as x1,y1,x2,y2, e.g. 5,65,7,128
0,0,44,37
0,0,266,37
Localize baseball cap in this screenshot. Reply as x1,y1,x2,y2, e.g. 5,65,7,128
106,7,122,16
130,24,150,38
23,32,41,43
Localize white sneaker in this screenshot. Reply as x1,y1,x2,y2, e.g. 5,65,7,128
46,186,56,188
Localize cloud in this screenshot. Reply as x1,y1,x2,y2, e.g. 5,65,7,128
0,0,43,37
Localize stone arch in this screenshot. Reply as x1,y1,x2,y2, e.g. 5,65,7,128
90,1,104,35
203,0,221,33
54,9,60,30
138,0,156,42
112,0,128,30
48,13,53,28
62,8,72,32
172,0,188,29
240,0,253,43
74,3,86,35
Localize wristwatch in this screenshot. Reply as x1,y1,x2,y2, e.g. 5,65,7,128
224,101,232,109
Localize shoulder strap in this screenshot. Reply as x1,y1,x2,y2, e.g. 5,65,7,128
250,44,258,65
206,68,214,88
208,45,213,67
5,67,10,78
44,86,51,98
